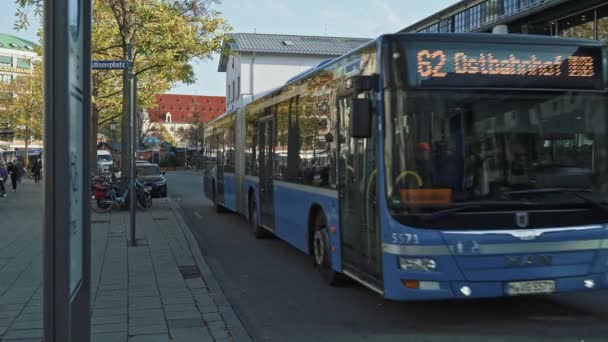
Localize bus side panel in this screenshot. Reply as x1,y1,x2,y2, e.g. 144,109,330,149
273,181,340,261
222,173,237,212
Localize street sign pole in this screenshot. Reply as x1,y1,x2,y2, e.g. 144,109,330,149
129,72,137,246
43,0,91,341
121,44,132,181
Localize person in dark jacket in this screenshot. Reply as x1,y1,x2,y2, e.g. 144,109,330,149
31,158,42,183
0,162,7,196
7,162,19,192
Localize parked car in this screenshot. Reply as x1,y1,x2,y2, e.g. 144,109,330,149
97,150,114,174
136,163,167,197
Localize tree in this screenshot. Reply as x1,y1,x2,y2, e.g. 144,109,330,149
151,123,175,147
174,98,204,150
136,110,156,146
1,65,43,167
17,0,230,174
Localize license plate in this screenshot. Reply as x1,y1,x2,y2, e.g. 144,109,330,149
506,280,555,296
145,186,153,192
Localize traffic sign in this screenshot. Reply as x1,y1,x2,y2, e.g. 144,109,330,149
92,60,128,70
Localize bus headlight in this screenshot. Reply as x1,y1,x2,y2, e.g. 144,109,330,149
399,257,437,272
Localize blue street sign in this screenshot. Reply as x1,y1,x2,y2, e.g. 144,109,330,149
92,60,128,70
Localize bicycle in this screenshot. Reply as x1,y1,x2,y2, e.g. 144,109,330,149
91,177,152,213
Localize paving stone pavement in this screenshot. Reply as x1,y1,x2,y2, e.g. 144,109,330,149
0,179,251,341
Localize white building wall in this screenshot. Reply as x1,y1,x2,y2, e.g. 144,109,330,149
0,47,40,81
252,54,328,96
225,53,335,112
225,54,242,111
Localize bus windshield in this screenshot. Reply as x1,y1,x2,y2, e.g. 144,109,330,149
384,90,608,215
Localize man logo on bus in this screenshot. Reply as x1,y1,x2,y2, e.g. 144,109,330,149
515,212,529,229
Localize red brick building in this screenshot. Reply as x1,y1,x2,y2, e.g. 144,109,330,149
147,94,226,124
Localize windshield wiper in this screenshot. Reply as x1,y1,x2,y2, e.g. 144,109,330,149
502,188,608,212
420,200,539,221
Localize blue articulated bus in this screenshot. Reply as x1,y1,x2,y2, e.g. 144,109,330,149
203,33,608,300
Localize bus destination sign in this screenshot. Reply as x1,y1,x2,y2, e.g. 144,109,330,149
407,43,603,89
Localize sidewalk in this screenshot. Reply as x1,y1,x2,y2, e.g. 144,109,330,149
0,179,251,342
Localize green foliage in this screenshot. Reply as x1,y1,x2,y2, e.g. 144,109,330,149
16,0,231,170
159,154,178,167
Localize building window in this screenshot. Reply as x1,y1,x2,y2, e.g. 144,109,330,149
455,12,466,32
439,18,452,32
232,80,235,101
0,55,12,66
237,76,241,96
17,58,31,69
232,56,234,69
165,113,172,123
0,74,12,84
228,84,231,103
597,5,608,42
503,0,519,16
559,10,595,39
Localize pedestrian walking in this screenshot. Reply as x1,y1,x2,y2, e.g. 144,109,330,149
7,162,18,192
0,162,7,197
31,158,42,184
16,162,24,184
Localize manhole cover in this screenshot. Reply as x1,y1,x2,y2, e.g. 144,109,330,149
178,265,201,279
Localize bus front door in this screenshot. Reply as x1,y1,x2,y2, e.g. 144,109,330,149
338,96,382,286
258,118,276,231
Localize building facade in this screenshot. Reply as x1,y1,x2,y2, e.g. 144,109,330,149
0,33,39,87
402,0,608,42
146,94,226,147
0,33,41,162
218,33,371,112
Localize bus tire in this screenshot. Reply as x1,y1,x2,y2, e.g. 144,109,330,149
312,212,345,286
249,197,265,239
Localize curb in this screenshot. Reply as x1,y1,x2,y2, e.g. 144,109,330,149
167,198,253,342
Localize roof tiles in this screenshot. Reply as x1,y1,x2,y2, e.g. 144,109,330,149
226,33,372,56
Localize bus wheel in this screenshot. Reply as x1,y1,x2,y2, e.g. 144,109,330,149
249,198,265,239
312,213,345,286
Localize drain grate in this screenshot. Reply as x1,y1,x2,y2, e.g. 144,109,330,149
178,265,201,279
92,219,110,224
153,217,169,222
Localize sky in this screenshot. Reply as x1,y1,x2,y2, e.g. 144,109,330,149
0,0,457,96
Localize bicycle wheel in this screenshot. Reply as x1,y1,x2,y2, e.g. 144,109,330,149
91,195,113,213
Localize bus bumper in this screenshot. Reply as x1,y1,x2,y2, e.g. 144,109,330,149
383,273,608,301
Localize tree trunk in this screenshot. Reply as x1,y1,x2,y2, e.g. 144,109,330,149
91,104,99,176
24,138,29,169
